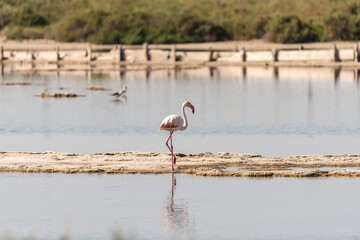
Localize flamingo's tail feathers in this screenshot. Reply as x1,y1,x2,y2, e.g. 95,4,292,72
158,123,166,131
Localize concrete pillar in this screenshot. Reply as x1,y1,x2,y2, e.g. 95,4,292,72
272,48,278,62
240,47,246,62
209,47,216,61
143,42,149,61
0,46,3,61
56,46,60,61
87,45,92,61
29,47,35,61
171,44,176,62
332,43,339,62
118,44,125,61
354,43,359,62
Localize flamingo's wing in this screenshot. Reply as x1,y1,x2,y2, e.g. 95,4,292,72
159,114,184,130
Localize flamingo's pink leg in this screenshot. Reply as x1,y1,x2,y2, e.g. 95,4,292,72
170,133,176,165
166,131,174,171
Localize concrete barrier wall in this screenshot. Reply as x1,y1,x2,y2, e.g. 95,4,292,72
278,50,333,62
60,50,87,60
124,49,147,62
181,51,210,61
246,51,273,62
149,49,170,62
4,51,33,61
217,52,243,62
339,49,354,61
1,43,360,64
96,48,120,61
34,51,58,61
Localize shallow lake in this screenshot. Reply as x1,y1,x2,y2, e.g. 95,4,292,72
1,66,360,157
1,67,360,239
1,173,360,240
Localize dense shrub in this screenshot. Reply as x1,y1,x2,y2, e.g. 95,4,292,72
0,9,11,30
3,0,360,44
174,12,229,42
15,5,47,26
269,15,321,43
55,9,108,42
323,13,360,40
5,25,44,39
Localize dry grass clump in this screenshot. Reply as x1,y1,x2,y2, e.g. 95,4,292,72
1,82,32,86
35,93,85,98
85,86,111,91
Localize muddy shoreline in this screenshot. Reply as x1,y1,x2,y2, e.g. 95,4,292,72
1,151,360,178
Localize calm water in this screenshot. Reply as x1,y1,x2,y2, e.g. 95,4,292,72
1,173,360,240
1,66,360,157
1,67,360,240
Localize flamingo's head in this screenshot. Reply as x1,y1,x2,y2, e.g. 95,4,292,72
184,101,195,114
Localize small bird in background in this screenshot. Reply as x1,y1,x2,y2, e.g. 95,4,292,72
111,85,127,98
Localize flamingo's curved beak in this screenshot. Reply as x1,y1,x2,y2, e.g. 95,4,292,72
190,104,195,114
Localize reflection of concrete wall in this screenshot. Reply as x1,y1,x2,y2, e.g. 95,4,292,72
244,66,274,80
1,64,359,87
173,68,211,80
338,69,355,86
278,67,334,82
210,66,244,79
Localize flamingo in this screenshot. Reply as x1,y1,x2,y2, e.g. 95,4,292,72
159,101,195,171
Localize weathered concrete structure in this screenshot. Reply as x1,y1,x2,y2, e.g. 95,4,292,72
1,42,360,66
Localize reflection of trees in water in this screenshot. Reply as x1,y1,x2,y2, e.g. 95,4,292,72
161,174,196,240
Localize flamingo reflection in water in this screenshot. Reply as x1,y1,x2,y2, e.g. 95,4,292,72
162,174,196,239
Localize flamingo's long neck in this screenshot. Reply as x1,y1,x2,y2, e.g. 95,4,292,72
181,103,188,130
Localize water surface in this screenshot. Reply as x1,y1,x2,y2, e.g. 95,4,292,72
1,66,360,156
1,173,360,240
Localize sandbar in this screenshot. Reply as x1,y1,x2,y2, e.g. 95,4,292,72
1,151,360,178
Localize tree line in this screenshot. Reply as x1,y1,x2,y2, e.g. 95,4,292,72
1,0,360,44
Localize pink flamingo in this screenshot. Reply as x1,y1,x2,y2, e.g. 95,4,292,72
159,101,195,171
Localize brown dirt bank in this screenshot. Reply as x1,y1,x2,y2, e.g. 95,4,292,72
1,151,360,178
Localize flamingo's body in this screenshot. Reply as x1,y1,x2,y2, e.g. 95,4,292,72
159,101,195,171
